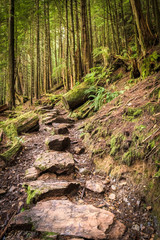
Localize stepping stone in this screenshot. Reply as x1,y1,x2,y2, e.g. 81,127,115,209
25,167,40,180
86,179,105,193
45,135,70,151
53,124,69,134
34,152,75,174
52,116,75,124
11,200,126,240
23,180,80,202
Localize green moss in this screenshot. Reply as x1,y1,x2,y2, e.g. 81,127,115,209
0,140,22,162
141,51,160,78
143,102,160,114
123,107,143,121
41,231,57,240
110,134,124,156
135,125,146,132
26,186,41,204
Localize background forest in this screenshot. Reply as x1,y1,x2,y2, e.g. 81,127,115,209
0,0,160,109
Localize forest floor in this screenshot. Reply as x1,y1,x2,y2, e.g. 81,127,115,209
0,101,159,240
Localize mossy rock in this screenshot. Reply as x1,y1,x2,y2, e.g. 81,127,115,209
110,133,124,157
0,140,23,163
141,51,160,78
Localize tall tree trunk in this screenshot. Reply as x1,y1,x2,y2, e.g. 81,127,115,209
71,0,77,86
81,0,91,75
65,0,69,91
75,0,82,82
36,0,40,99
8,0,15,109
130,0,154,55
88,0,93,67
30,24,34,105
47,0,52,89
120,0,128,50
153,0,160,42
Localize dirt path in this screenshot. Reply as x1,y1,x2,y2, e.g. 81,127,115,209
0,106,159,240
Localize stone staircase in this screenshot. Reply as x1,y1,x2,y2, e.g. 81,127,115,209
11,106,127,240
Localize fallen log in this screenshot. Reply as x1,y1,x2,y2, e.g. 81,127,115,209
15,113,39,134
47,83,64,93
62,81,91,111
0,104,9,113
0,140,23,163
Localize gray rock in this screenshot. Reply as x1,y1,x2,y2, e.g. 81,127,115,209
25,167,40,180
34,152,75,174
86,179,105,193
11,200,126,239
45,135,70,151
23,180,80,202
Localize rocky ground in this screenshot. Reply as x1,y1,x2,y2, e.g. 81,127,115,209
0,105,159,240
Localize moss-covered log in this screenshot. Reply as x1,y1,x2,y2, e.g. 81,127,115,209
15,113,39,134
62,81,91,110
71,101,94,119
0,140,22,163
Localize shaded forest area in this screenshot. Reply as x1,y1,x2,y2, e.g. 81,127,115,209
0,0,160,108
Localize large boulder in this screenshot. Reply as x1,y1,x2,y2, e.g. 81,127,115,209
34,152,75,174
45,135,71,151
11,200,126,239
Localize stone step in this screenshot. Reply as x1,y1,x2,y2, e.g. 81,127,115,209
34,151,75,175
53,123,69,134
45,135,71,151
11,200,126,240
51,116,75,124
23,180,80,202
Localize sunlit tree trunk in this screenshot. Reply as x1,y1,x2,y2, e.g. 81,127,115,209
65,0,69,90
36,0,40,99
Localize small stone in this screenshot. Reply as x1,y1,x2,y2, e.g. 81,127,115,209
86,179,105,193
132,224,140,231
45,135,70,151
111,185,116,191
53,124,69,135
38,173,57,180
119,181,127,186
74,146,85,155
9,186,16,192
136,200,141,207
146,206,152,211
109,193,116,200
0,189,6,195
79,168,91,175
25,167,40,180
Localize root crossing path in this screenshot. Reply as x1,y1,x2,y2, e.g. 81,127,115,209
0,106,158,240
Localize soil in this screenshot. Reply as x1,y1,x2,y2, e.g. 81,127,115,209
0,70,160,240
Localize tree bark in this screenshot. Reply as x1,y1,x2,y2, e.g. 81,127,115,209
65,0,69,91
8,0,15,109
130,0,154,55
36,0,40,99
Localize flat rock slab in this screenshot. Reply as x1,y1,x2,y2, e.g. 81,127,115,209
45,136,70,151
53,124,69,134
34,152,75,174
24,180,80,202
25,167,40,180
86,179,105,193
52,117,75,124
12,200,126,239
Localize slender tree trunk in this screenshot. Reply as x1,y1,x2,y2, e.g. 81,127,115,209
75,0,82,82
120,0,128,50
8,0,15,109
65,0,69,90
30,24,34,104
88,0,93,67
36,0,40,99
47,0,52,89
71,0,77,86
130,0,154,55
153,0,160,41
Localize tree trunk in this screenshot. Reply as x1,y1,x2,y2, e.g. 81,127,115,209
36,0,40,99
8,0,15,109
130,0,154,55
71,0,77,86
75,0,82,82
65,0,69,91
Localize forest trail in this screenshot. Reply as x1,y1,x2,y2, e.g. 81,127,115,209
0,105,157,240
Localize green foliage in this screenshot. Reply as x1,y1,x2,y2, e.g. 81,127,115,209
85,85,124,111
26,186,41,205
141,51,160,78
